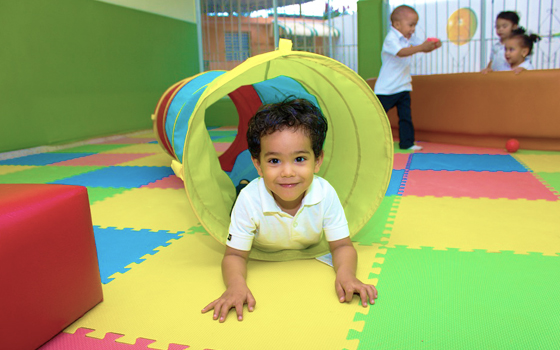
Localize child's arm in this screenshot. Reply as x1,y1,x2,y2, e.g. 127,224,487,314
329,237,377,307
201,246,256,322
481,61,493,74
512,66,527,74
397,39,440,57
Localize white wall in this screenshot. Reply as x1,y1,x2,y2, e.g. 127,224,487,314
97,0,197,23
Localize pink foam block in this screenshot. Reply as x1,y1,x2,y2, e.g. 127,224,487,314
402,170,559,200
0,184,103,350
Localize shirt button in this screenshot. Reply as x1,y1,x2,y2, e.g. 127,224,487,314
293,221,298,227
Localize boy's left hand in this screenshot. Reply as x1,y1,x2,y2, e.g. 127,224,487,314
335,271,377,307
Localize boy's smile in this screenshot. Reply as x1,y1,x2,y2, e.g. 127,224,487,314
252,128,323,215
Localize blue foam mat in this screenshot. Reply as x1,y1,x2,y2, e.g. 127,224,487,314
409,154,528,172
93,226,183,283
0,152,95,166
50,166,174,188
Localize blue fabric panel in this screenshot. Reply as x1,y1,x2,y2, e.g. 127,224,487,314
165,71,226,159
253,76,319,107
226,149,259,186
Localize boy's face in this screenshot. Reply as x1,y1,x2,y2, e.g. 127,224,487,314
393,10,418,39
252,128,323,212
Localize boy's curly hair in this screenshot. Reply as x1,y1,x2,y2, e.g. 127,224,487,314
247,98,328,159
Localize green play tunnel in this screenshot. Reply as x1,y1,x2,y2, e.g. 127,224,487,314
153,39,393,261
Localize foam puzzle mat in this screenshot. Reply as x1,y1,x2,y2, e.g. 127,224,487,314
1,130,559,350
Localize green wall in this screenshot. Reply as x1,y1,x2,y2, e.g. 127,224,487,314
357,0,385,80
1,0,199,153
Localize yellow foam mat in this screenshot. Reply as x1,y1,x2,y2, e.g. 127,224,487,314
65,231,384,350
513,154,560,172
91,188,198,233
387,196,560,255
128,131,157,138
0,165,35,175
118,153,174,167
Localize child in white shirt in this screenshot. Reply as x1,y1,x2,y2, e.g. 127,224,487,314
482,11,521,73
504,29,541,74
202,98,377,322
374,5,440,151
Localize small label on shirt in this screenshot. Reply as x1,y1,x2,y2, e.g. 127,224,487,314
227,234,232,241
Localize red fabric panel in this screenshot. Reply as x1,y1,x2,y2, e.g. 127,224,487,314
0,184,103,350
219,85,263,172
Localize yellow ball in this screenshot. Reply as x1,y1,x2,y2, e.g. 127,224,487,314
447,8,478,46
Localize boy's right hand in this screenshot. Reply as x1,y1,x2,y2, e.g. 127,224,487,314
202,285,256,322
420,40,439,52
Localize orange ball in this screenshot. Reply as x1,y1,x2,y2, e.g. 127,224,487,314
506,139,520,153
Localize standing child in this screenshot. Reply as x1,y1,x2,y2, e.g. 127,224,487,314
201,98,377,322
482,11,522,73
504,29,541,74
374,5,441,151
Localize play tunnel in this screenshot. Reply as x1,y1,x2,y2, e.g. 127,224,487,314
152,39,393,261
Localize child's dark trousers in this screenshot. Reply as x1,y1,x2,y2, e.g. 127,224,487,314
376,91,415,149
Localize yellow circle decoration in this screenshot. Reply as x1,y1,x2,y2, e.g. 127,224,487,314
447,8,478,46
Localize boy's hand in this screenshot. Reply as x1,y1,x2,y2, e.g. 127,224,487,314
335,271,377,307
481,67,493,74
513,67,526,75
420,40,439,53
329,237,378,307
202,284,256,322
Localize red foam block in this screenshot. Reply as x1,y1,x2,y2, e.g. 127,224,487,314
0,184,103,350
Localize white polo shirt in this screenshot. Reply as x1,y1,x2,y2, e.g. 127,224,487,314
490,42,510,71
227,176,350,253
374,26,423,95
517,59,534,70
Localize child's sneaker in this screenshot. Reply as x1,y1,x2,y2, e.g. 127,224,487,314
407,145,423,151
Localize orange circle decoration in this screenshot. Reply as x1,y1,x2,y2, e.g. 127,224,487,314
447,8,478,46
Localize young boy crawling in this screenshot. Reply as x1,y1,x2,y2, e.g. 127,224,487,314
201,98,377,322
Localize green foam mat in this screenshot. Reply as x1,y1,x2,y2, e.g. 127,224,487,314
353,196,398,246
86,187,131,205
0,166,101,183
537,172,560,195
349,246,560,349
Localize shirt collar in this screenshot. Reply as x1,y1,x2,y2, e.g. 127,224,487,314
258,176,325,213
390,26,409,43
